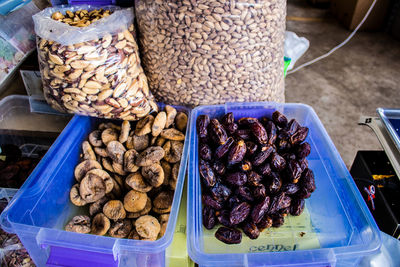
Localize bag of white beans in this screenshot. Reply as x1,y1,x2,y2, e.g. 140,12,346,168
135,0,286,106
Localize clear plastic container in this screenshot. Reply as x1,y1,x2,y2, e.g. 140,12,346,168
0,104,190,267
0,95,71,190
187,102,382,267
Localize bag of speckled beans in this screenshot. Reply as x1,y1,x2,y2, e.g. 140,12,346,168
33,5,157,120
135,0,286,106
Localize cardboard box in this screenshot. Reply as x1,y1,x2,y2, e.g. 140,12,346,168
331,0,391,30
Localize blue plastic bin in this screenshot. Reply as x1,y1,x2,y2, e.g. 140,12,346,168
187,102,381,267
0,104,190,267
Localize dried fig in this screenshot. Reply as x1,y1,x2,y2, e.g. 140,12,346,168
101,128,118,145
65,215,91,233
152,111,167,137
159,214,170,224
89,130,102,147
94,147,108,157
135,215,160,240
82,141,96,160
170,162,180,190
119,121,131,143
89,196,109,216
126,173,152,193
127,197,152,218
129,134,149,152
160,128,185,141
163,141,183,163
175,112,188,132
109,219,132,238
111,177,123,198
165,105,177,128
124,149,139,173
74,160,102,182
102,157,114,173
70,184,87,206
128,229,140,240
103,200,126,220
112,161,127,176
86,169,114,193
91,213,110,236
80,173,106,203
153,191,173,214
142,164,164,188
156,136,166,147
135,115,154,136
159,220,168,238
124,189,147,212
107,141,126,165
136,146,165,167
161,160,171,186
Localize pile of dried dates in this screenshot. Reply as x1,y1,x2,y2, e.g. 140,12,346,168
0,144,46,188
66,105,187,240
197,111,316,244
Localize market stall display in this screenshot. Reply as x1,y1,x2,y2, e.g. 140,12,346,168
136,0,286,106
33,5,157,120
188,102,381,266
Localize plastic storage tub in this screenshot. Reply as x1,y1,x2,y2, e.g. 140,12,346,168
0,104,190,267
187,102,381,267
0,95,71,190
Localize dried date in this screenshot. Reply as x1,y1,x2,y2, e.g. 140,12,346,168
252,145,274,166
235,129,252,140
253,184,267,199
227,140,247,166
236,186,254,202
226,172,247,186
272,214,285,227
209,119,228,145
242,221,260,239
258,162,272,176
203,195,223,210
199,159,216,187
212,161,226,175
271,152,286,171
203,206,216,229
250,121,268,144
215,137,234,159
290,198,305,216
196,115,210,140
265,121,277,145
199,143,212,161
251,196,270,224
301,168,316,193
282,183,300,195
230,202,251,225
297,142,311,159
215,227,242,244
290,127,309,145
210,183,231,202
245,141,258,157
269,172,282,194
272,111,288,128
287,159,302,183
216,210,232,227
257,215,273,231
287,119,300,135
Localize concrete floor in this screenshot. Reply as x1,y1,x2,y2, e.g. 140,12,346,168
285,0,400,168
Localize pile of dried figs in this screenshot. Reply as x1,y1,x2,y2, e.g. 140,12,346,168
66,105,187,241
197,111,316,244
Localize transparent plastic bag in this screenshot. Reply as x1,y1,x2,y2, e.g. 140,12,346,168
33,5,157,120
135,0,286,106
